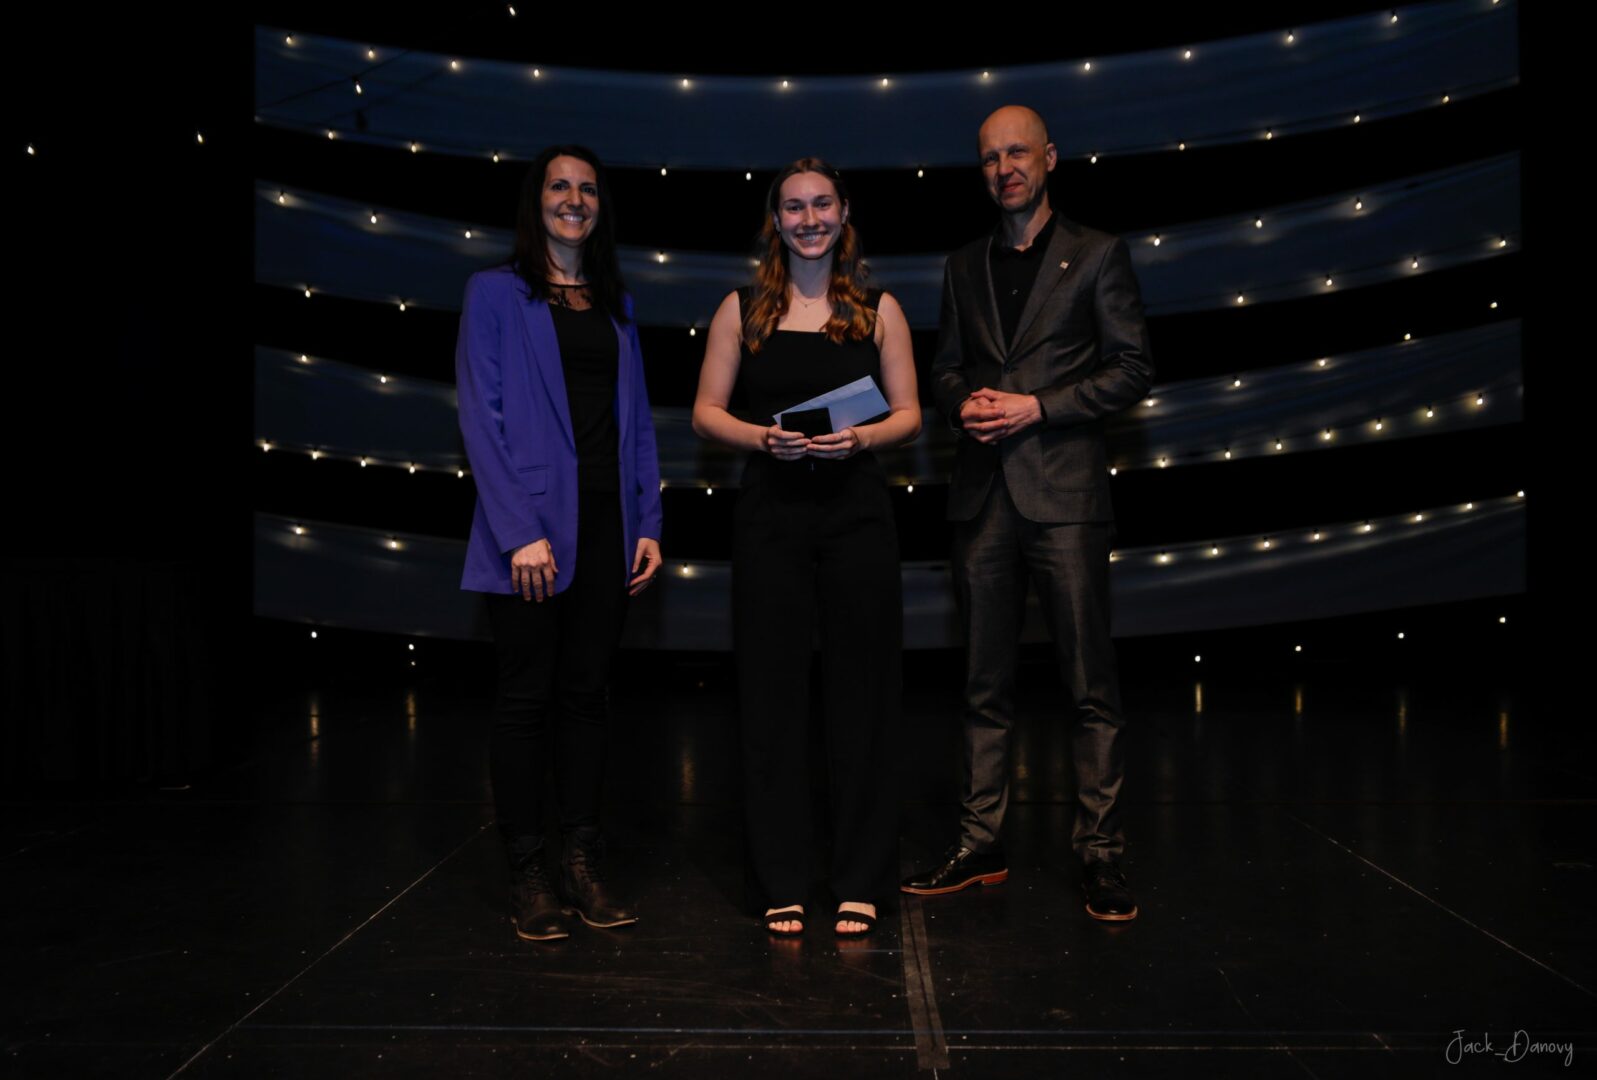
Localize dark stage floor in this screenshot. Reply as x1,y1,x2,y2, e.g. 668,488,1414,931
4,629,1591,1078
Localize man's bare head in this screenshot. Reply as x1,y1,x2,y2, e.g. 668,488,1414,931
977,106,1057,215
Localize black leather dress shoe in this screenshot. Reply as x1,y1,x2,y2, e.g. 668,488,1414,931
509,860,570,941
560,832,639,928
1082,860,1138,921
900,844,1008,895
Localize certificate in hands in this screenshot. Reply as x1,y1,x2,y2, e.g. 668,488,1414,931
774,376,890,434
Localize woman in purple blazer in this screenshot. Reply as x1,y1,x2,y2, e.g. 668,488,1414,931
456,144,663,943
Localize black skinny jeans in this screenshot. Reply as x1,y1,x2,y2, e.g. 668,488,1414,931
486,492,627,851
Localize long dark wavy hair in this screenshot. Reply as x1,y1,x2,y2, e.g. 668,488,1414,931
509,144,629,323
742,157,874,353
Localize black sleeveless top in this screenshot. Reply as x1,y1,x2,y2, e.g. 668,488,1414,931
733,287,889,488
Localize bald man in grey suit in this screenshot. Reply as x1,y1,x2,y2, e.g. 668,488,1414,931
901,106,1153,921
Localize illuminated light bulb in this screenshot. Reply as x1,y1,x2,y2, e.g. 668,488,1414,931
279,191,286,204
781,79,790,89
388,538,400,550
1209,545,1219,556
1183,49,1193,59
1465,502,1474,510
1490,301,1498,309
457,469,465,478
680,564,694,577
1194,655,1201,663
680,78,691,89
299,354,309,363
1254,217,1263,228
1152,235,1162,246
660,166,668,176
492,153,501,163
449,59,460,71
1442,94,1450,104
1517,490,1525,497
1143,397,1157,407
1497,237,1508,248
1425,407,1435,418
367,48,377,60
292,525,305,536
1157,552,1170,564
745,172,751,180
1285,31,1296,44
1178,142,1186,151
360,457,369,467
1158,456,1168,468
398,302,407,312
304,288,312,298
326,130,336,140
532,68,541,78
1499,616,1506,624
1082,61,1092,72
705,487,713,495
409,142,419,153
408,643,415,651
1374,418,1384,431
26,144,35,155
1312,531,1323,541
1109,551,1119,562
262,440,273,452
1397,632,1405,640
1264,130,1274,141
1355,198,1364,211
464,230,473,239
1403,332,1411,341
1410,256,1419,269
1294,645,1302,652
1235,294,1245,305
369,213,378,224
1325,276,1334,287
508,3,516,13
1353,114,1361,123
379,374,389,383
688,327,697,337
1317,358,1328,367
1223,449,1232,460
1389,11,1398,23
408,464,416,474
907,485,915,494
880,77,890,87
196,132,204,144
354,81,363,95
1274,439,1283,451
1475,394,1485,406
1321,428,1333,440
310,450,321,460
285,34,295,45
1109,467,1118,476
1231,378,1242,388
1413,513,1424,523
311,630,318,639
1261,537,1273,549
1089,154,1098,164
656,252,667,263
1362,521,1374,532
917,168,925,178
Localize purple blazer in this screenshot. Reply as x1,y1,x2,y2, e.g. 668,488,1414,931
456,266,663,595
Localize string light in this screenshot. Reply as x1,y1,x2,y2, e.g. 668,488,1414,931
1413,513,1424,523
1516,490,1524,498
310,450,322,460
656,252,668,263
360,457,369,467
1274,439,1284,451
1254,217,1263,228
1158,456,1169,468
464,230,473,239
304,287,312,298
369,213,378,224
1089,154,1099,164
1223,449,1232,460
1183,49,1193,60
907,485,915,494
292,525,305,536
397,302,407,312
353,80,363,96
1231,378,1242,388
1285,32,1296,45
378,375,389,384
1497,237,1508,248
981,71,991,80
1465,502,1474,510
532,68,542,79
1082,61,1092,72
1325,276,1334,287
1374,418,1384,431
1321,428,1334,441
367,48,377,60
1353,114,1361,124
1178,142,1186,151
1425,407,1435,418
492,153,501,163
1209,545,1220,556
1362,521,1374,532
1152,235,1162,247
408,464,417,474
660,167,668,177
326,130,337,140
1389,11,1399,24
680,78,692,90
1158,552,1171,564
311,631,318,639
1490,301,1498,309
195,132,204,144
1403,332,1412,341
1264,130,1274,141
299,354,309,363
1442,94,1451,104
1317,358,1329,368
917,168,925,178
1355,199,1364,211
387,537,401,550
285,34,295,46
449,60,460,71
261,440,273,452
1194,655,1202,663
688,327,696,337
410,142,420,153
28,144,36,155
1410,256,1420,269
1312,531,1323,541
1235,294,1246,305
781,80,791,89
1475,394,1485,406
745,172,752,180
880,77,890,88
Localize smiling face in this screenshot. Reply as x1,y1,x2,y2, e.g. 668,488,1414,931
978,106,1057,215
541,154,599,253
774,170,848,262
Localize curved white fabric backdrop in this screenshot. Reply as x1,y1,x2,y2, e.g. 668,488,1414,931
254,497,1526,646
255,320,1522,482
255,153,1521,326
254,0,1518,167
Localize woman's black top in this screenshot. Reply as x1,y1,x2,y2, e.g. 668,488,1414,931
733,287,887,488
548,285,620,493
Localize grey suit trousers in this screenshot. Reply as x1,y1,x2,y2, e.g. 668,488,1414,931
951,468,1126,865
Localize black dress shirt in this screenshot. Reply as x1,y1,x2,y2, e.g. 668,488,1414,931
988,212,1058,351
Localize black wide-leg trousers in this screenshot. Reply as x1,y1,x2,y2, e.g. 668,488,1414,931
485,492,627,850
733,461,902,907
952,468,1126,865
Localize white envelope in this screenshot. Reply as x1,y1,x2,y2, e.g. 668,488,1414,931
775,376,891,431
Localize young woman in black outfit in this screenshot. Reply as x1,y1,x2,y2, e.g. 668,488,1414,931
692,158,920,937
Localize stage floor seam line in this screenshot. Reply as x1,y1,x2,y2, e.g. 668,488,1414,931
899,895,951,1071
160,820,493,1080
1285,811,1597,1000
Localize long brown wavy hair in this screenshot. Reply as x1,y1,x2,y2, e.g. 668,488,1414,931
742,158,874,353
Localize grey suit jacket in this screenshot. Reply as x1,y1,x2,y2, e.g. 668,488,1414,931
930,214,1155,524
